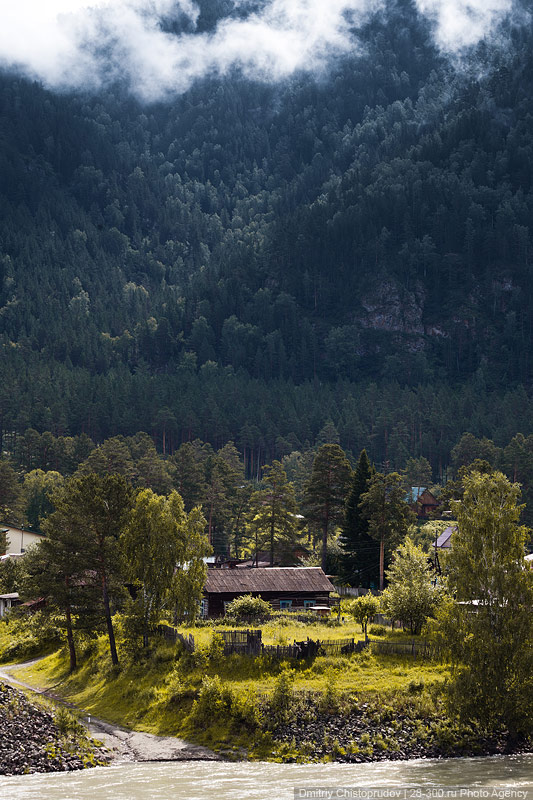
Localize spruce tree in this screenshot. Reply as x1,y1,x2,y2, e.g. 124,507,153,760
339,449,379,588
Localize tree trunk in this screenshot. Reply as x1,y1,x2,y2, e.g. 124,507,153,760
65,600,77,673
379,535,385,592
270,500,275,567
321,520,328,572
143,589,149,648
102,575,119,666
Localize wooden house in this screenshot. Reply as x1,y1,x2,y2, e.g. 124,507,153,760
406,487,439,518
202,566,335,618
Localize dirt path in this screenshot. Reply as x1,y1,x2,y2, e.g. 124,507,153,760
0,661,220,763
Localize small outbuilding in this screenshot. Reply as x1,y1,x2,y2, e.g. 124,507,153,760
435,526,455,549
0,593,21,618
202,566,335,618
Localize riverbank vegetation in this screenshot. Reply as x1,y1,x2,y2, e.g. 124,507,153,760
3,609,530,764
0,456,531,763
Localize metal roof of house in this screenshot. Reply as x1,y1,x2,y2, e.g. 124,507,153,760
436,526,455,548
405,487,438,504
405,487,424,503
205,567,335,594
0,524,44,536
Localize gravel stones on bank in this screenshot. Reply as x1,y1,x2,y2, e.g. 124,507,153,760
270,702,531,763
0,681,106,775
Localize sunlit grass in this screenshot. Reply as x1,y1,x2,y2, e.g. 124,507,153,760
15,619,449,744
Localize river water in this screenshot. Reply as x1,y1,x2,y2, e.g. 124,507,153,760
0,755,531,800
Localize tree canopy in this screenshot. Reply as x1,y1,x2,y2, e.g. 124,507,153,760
443,471,533,737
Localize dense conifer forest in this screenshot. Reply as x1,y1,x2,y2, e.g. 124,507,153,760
2,0,533,480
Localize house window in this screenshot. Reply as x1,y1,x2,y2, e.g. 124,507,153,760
304,600,316,609
279,600,292,610
200,599,208,619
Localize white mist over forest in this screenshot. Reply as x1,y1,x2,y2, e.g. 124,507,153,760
0,0,519,100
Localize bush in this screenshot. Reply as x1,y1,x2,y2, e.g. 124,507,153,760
189,675,230,725
0,611,62,662
369,624,387,636
225,594,271,622
207,632,225,665
268,669,295,724
53,706,85,738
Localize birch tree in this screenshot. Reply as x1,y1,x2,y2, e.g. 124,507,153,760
444,471,533,737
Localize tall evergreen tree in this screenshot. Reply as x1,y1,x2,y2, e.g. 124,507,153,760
22,508,101,673
359,471,415,591
339,449,379,588
51,473,133,665
303,444,352,572
247,460,300,567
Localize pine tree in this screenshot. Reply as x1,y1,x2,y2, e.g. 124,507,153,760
359,471,415,591
303,444,352,572
51,473,133,665
247,461,300,567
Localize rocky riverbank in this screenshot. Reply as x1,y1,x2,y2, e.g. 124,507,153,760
269,696,532,763
0,681,108,775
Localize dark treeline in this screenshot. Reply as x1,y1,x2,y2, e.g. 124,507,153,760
3,360,533,480
2,2,533,469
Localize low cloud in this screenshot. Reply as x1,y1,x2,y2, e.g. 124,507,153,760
416,0,515,51
0,0,522,100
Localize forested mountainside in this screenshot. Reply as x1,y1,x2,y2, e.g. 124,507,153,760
2,0,533,474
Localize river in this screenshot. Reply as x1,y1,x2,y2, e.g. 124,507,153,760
0,754,531,800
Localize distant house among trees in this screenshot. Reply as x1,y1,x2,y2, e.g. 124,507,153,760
0,593,21,617
202,566,334,618
0,525,45,556
405,487,439,518
435,526,455,549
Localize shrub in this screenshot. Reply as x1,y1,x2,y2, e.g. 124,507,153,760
53,706,85,738
189,675,232,725
268,669,295,724
369,624,387,636
225,594,271,622
0,611,62,662
318,677,341,714
207,632,225,665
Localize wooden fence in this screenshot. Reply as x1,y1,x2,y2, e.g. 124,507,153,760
154,623,433,661
371,639,434,658
154,624,195,653
318,637,367,656
219,629,262,656
261,644,302,659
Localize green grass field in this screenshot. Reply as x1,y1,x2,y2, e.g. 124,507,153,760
11,615,449,752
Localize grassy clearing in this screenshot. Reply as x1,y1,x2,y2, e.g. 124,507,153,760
11,615,450,761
